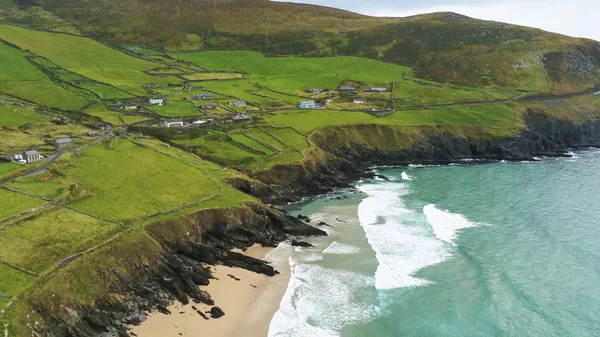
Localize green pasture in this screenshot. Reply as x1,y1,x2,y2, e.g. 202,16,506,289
0,188,45,220
0,25,181,95
264,127,310,151
85,104,123,125
172,51,410,95
148,100,202,117
184,72,243,81
247,129,287,151
0,42,90,110
0,264,35,298
0,103,49,127
0,208,122,274
122,115,152,124
0,128,46,147
59,140,222,221
230,133,274,155
7,172,74,200
0,162,23,180
78,82,134,100
265,104,517,134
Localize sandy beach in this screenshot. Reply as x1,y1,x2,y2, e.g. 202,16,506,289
129,244,290,337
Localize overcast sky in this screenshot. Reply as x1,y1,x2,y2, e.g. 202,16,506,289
279,0,600,42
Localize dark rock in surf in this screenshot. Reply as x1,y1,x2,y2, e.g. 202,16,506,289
291,240,314,248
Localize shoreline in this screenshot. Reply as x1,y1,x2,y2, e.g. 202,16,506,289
129,244,291,337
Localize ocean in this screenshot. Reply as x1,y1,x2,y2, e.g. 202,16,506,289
266,148,600,337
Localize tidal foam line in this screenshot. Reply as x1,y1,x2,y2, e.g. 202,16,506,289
357,182,449,289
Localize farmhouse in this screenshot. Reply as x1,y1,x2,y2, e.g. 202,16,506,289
338,86,355,92
149,97,164,105
353,98,367,104
306,88,324,94
193,93,214,100
192,120,209,126
53,138,74,149
229,100,247,107
298,101,318,109
366,87,388,92
164,121,184,128
201,104,218,110
232,114,251,121
24,150,41,164
124,105,138,110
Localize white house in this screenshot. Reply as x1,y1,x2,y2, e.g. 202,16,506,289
164,121,184,128
24,150,41,164
298,101,318,109
353,98,367,104
232,114,251,121
149,97,164,105
367,87,388,92
229,100,247,107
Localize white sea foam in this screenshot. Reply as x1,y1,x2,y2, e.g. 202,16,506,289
268,255,377,337
401,172,412,181
357,182,450,289
423,204,478,245
323,241,360,255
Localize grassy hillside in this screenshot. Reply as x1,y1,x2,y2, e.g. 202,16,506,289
8,0,598,93
0,41,90,110
0,25,181,95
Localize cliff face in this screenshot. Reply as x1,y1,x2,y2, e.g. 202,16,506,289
243,112,600,205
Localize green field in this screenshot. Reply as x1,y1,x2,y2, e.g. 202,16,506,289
0,128,46,147
230,133,274,155
264,127,310,151
174,133,265,171
0,25,181,95
0,188,46,220
0,162,24,180
0,264,35,298
394,79,489,107
183,72,244,81
85,104,123,125
148,100,201,117
173,51,410,95
60,140,222,221
0,103,49,127
122,115,153,124
247,129,287,151
7,172,74,200
265,105,517,134
0,42,90,110
78,81,134,100
0,208,122,274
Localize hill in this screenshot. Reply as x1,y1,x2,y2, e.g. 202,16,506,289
3,0,600,93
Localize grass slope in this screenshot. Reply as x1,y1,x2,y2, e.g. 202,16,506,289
0,42,89,110
0,25,181,95
60,139,222,221
0,103,49,127
173,51,409,94
0,207,122,274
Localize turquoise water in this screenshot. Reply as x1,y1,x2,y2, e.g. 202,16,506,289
268,148,600,337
